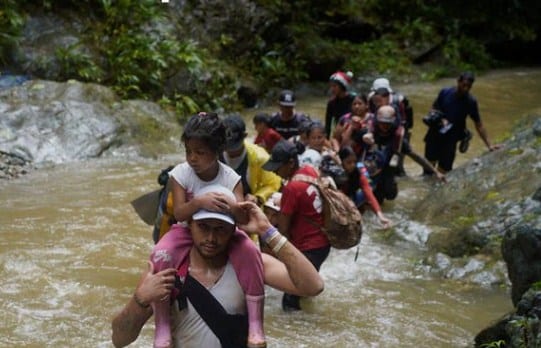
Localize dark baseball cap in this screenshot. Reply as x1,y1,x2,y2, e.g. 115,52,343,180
223,113,246,151
459,71,475,83
262,140,298,171
279,90,296,107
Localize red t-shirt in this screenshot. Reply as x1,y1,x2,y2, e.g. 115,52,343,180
254,128,283,153
280,165,330,251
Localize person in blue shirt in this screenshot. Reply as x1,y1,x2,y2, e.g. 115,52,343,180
423,72,502,174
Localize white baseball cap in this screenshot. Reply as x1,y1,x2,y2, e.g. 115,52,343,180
192,184,236,225
263,192,282,212
371,78,393,93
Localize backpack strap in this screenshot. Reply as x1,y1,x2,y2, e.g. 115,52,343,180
292,173,318,186
177,274,248,348
291,174,326,230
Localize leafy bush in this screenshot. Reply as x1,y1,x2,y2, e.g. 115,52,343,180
0,0,25,65
2,0,539,112
341,39,412,77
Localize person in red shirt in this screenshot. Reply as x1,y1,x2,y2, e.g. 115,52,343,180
262,140,330,311
253,112,283,153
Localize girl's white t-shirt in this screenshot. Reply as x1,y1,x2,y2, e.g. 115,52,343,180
169,161,241,202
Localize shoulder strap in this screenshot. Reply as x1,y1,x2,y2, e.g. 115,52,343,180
181,274,247,348
291,174,326,230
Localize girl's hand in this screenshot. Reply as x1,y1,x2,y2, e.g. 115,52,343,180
196,192,234,212
244,193,259,204
376,211,392,229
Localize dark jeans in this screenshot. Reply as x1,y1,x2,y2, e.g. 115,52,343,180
282,245,331,311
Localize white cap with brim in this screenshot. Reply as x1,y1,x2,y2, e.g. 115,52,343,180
263,192,282,212
192,210,235,225
192,184,236,225
371,78,393,93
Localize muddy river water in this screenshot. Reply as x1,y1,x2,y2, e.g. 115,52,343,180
1,68,541,347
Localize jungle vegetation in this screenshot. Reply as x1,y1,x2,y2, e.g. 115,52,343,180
1,0,540,114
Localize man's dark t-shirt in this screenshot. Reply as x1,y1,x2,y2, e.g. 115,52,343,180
270,112,309,140
431,87,480,141
325,94,356,138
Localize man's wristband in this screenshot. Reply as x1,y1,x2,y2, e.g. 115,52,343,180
272,236,288,254
261,226,278,243
133,292,150,309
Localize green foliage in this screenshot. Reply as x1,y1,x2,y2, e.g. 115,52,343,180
480,339,506,348
2,0,540,114
256,50,308,86
441,36,494,73
508,316,541,348
341,39,412,77
0,0,25,65
451,214,477,230
55,45,104,82
531,281,541,291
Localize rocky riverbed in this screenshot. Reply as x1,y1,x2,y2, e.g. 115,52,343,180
0,151,31,179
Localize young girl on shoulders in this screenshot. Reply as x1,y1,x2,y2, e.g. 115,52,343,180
150,112,266,348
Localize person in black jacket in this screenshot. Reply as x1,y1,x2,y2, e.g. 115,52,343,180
324,71,356,138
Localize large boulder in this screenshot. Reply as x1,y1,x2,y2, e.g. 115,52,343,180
475,223,541,348
475,289,541,348
0,79,181,167
0,80,119,163
502,224,541,306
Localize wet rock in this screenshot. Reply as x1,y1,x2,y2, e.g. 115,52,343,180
433,252,452,271
475,289,541,348
533,118,541,137
445,258,485,280
533,187,541,202
0,80,119,164
0,74,30,89
0,80,180,172
469,271,500,287
426,227,486,257
14,15,89,81
474,312,513,348
0,151,31,179
425,251,508,286
502,224,541,306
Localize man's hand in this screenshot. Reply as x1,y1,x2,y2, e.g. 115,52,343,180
435,171,447,183
237,201,273,236
489,144,503,151
244,193,259,204
135,262,177,305
362,132,375,145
